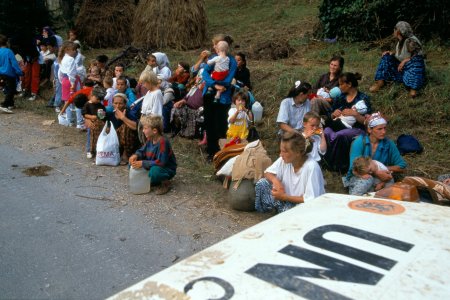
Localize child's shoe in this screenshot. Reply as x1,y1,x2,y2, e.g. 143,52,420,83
155,181,171,195
27,93,36,101
86,152,93,159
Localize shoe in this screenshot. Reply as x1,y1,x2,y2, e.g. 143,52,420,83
86,152,93,159
0,106,14,114
155,181,170,195
198,132,207,145
409,89,417,98
76,124,86,130
27,94,36,101
369,80,384,93
55,107,61,113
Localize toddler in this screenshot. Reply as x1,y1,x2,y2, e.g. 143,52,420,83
129,115,177,195
352,156,394,192
207,40,230,102
328,99,368,131
103,76,114,108
302,112,326,161
226,90,253,140
83,86,106,158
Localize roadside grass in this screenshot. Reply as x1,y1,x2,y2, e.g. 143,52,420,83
4,0,448,192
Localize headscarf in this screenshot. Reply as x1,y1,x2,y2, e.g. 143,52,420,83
152,52,170,68
43,26,55,37
367,112,387,128
395,21,413,38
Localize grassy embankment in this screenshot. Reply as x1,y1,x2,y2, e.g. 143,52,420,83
11,0,449,193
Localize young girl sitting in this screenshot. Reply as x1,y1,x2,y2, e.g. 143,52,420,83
207,41,230,102
301,112,326,161
226,90,253,140
255,132,325,213
129,115,177,195
83,86,106,158
349,156,394,194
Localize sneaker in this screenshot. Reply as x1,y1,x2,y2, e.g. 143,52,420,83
76,124,86,130
0,106,14,114
86,152,93,159
27,94,36,101
54,107,61,113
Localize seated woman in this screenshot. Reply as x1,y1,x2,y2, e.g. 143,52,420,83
276,80,312,136
233,52,252,90
345,112,407,195
369,21,425,98
310,55,344,116
170,69,205,138
106,93,141,161
323,72,371,173
255,132,325,213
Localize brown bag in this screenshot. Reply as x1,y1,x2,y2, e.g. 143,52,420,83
402,176,450,205
213,143,247,173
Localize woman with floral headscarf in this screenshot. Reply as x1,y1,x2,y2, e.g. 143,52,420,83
344,112,407,195
369,21,425,97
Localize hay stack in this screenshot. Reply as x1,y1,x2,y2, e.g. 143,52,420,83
75,0,135,48
133,0,207,50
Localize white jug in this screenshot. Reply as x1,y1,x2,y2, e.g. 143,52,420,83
252,101,263,124
129,167,151,194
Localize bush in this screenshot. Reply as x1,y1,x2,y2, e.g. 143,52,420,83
318,0,450,42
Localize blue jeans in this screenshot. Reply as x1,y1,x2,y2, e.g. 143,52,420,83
66,103,84,126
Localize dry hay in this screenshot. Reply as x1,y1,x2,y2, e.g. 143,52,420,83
249,38,295,60
133,0,207,50
75,0,136,48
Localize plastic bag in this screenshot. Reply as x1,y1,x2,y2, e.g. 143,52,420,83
95,121,120,166
57,113,70,126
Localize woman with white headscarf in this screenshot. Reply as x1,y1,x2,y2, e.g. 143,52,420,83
369,21,425,97
344,112,407,195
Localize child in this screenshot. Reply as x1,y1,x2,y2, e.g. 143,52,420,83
129,115,177,195
103,76,114,108
58,41,83,127
112,63,129,89
83,86,106,158
87,65,102,85
226,90,253,140
115,76,136,107
39,42,56,86
301,112,326,161
327,99,368,131
207,41,230,102
351,156,394,193
139,70,164,143
0,34,23,113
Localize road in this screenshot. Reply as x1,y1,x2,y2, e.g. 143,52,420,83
0,111,266,299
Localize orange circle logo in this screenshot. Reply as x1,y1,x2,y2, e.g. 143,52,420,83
348,199,405,215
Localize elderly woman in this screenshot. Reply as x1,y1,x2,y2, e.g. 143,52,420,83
311,55,344,116
345,112,407,195
105,93,140,161
369,21,425,98
323,72,371,173
170,69,205,138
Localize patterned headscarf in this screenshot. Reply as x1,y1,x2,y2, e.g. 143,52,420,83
395,21,413,38
367,112,387,128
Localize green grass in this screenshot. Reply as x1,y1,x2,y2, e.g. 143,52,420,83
5,0,448,192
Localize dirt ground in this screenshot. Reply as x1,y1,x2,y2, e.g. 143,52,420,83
0,103,269,247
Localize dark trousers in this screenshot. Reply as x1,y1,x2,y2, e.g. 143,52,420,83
203,93,230,156
162,100,174,133
0,75,17,108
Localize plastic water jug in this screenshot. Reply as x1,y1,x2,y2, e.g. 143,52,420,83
252,101,263,124
129,167,151,194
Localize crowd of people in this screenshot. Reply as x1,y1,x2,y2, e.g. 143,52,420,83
1,22,448,207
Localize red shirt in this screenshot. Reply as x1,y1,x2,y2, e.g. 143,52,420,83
67,86,93,104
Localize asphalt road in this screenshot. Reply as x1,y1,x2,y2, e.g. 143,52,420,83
0,143,197,299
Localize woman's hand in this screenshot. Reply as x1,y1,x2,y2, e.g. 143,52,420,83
115,108,126,120
331,109,342,118
374,169,393,182
342,108,357,116
174,99,186,108
271,184,286,201
398,58,410,72
200,50,209,60
214,84,226,92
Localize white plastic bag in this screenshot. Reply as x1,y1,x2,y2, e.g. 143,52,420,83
95,121,120,166
57,113,70,126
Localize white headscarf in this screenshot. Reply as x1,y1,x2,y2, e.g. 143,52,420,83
368,112,387,128
152,52,170,68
